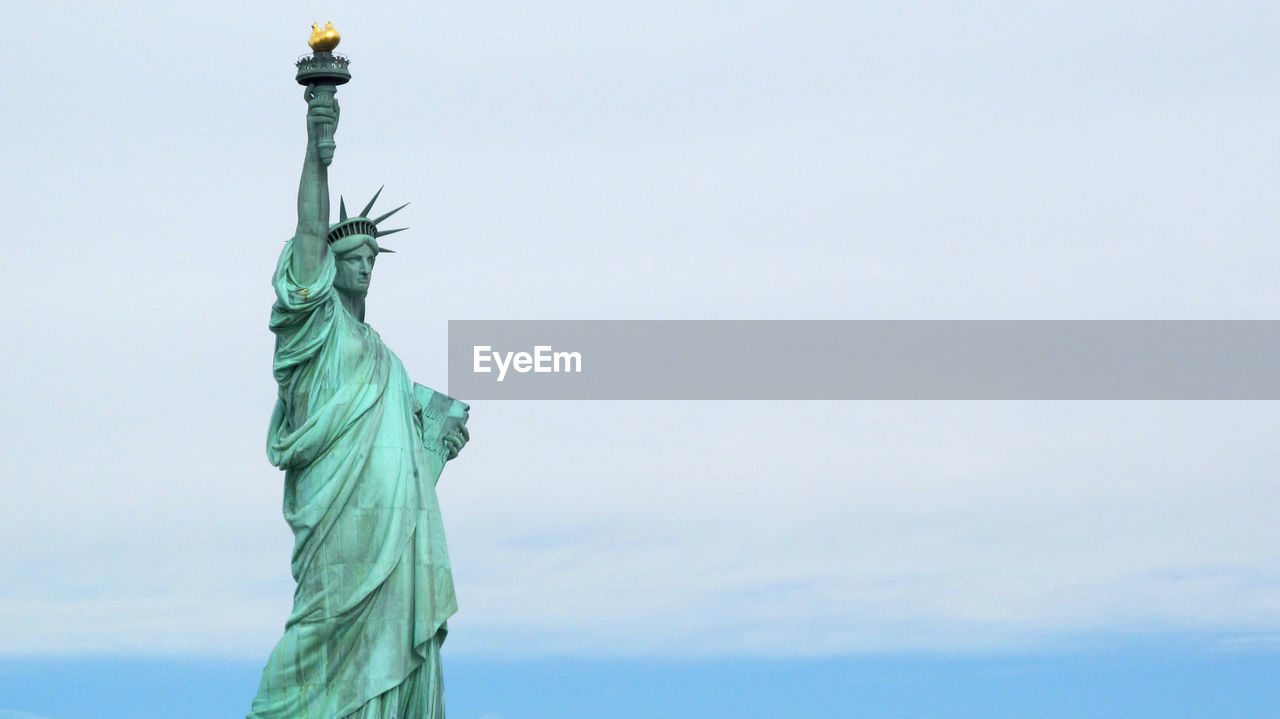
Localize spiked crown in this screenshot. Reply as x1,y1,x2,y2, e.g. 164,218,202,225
327,187,407,254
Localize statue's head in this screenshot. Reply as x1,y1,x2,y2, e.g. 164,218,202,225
327,187,407,295
334,239,377,294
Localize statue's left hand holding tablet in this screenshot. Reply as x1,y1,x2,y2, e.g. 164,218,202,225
443,424,471,461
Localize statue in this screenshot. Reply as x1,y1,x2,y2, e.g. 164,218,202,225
247,25,470,719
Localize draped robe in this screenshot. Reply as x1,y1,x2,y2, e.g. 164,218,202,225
248,240,457,719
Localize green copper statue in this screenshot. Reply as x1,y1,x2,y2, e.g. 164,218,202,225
248,25,470,719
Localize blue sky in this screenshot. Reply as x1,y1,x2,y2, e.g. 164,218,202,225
4,646,1279,719
4,0,1280,716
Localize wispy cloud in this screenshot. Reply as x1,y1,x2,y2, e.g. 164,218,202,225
4,402,1279,658
0,709,58,719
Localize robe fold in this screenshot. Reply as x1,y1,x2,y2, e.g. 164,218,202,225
248,240,457,719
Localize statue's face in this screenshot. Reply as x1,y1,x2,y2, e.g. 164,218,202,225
334,243,376,294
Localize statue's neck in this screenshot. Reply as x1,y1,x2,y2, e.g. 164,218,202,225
338,289,366,323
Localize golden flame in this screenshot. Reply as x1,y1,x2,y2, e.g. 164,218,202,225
308,22,341,52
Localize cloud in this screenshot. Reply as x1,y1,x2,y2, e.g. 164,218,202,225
3,1,1279,659
0,710,58,719
4,401,1279,658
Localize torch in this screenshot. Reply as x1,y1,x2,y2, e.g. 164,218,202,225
295,22,351,166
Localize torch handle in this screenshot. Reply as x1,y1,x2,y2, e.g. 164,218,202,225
306,84,339,166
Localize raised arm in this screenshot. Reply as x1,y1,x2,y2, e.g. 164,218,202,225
291,85,339,284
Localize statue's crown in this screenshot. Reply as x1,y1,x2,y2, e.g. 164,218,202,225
328,187,407,254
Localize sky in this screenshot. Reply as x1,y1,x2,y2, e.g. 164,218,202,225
3,1,1279,717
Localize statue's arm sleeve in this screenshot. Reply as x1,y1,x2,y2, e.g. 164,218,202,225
270,238,338,371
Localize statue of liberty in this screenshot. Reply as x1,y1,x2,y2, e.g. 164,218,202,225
248,26,470,719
